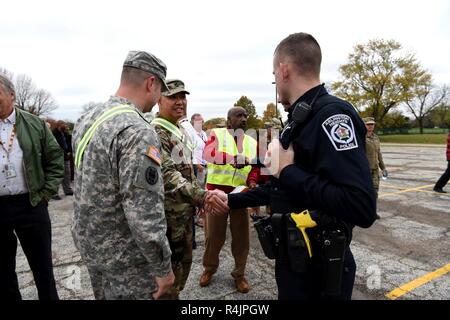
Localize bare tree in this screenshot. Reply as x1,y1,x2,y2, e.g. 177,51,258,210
0,67,14,80
29,88,58,115
14,74,36,110
405,84,449,133
0,68,58,116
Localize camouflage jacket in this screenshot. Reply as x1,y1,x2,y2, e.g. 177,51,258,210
72,96,171,284
153,116,206,242
365,133,385,170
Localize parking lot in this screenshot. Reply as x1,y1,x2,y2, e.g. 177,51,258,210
352,143,450,300
16,143,450,300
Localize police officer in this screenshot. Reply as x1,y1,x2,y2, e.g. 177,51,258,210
209,33,376,300
72,51,174,300
363,117,387,198
152,79,207,299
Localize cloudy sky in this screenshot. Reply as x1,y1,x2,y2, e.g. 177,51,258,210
1,0,449,122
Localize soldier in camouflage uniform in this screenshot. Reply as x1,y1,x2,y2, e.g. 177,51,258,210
151,79,207,299
363,117,387,198
72,51,174,300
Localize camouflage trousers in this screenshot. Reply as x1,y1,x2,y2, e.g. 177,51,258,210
371,169,379,198
160,217,193,300
86,263,157,300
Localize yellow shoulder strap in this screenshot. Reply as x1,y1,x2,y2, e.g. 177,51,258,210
74,105,137,168
151,117,194,151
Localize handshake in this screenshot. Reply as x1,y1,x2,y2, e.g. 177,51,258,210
202,190,230,215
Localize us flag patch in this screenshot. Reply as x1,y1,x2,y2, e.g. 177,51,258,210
146,146,162,166
321,114,358,151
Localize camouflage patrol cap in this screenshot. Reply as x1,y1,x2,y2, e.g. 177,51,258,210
363,117,375,124
264,118,282,129
162,79,190,96
123,50,169,90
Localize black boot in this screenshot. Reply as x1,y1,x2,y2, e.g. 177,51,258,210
433,187,447,193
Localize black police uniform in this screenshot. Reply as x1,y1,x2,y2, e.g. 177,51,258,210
228,84,376,300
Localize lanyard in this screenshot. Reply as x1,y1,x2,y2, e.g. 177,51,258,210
0,124,16,160
197,131,207,143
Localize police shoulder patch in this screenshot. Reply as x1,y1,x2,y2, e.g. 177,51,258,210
321,114,358,151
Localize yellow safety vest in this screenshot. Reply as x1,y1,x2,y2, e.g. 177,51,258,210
206,128,257,187
151,117,195,151
74,104,138,169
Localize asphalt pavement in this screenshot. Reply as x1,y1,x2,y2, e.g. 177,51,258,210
15,143,450,300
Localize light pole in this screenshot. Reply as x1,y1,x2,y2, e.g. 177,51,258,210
272,81,278,118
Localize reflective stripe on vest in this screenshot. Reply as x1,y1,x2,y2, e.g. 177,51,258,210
74,104,138,168
206,128,257,187
207,166,250,185
151,117,194,151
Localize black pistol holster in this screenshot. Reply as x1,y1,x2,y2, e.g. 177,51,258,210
285,215,310,272
253,215,278,259
259,212,313,272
